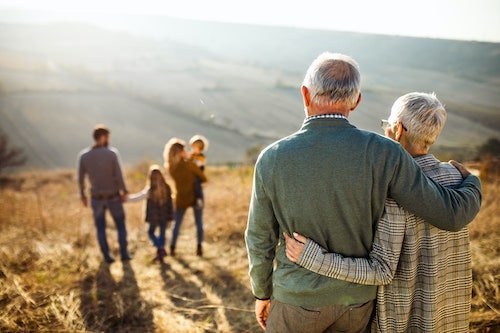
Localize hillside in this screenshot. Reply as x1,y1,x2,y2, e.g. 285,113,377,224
0,12,499,170
0,165,499,332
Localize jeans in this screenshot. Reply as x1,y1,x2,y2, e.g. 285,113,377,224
91,197,129,260
171,207,203,248
194,177,204,200
148,222,167,249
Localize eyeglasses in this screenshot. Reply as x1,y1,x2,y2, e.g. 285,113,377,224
381,119,408,132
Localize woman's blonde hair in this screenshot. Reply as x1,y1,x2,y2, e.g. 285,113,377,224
163,137,186,171
147,164,170,205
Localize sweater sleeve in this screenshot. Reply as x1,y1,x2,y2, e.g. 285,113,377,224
297,198,405,285
77,154,86,198
126,188,149,202
245,160,279,300
189,160,207,182
113,149,128,194
389,152,481,231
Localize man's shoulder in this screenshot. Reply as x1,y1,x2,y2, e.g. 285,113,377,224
257,134,297,160
78,146,92,158
80,146,119,159
353,129,405,156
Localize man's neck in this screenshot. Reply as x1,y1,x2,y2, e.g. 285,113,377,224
306,104,350,118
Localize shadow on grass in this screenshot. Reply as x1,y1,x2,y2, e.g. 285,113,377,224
160,256,258,333
80,261,154,333
159,260,218,330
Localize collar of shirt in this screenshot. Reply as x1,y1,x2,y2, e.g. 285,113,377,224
306,114,347,121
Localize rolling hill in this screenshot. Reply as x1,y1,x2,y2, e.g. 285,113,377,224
0,11,499,170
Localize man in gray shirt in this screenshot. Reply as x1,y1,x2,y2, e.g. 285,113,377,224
78,124,131,263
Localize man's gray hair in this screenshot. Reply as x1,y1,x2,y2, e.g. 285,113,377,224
388,92,447,150
302,52,361,108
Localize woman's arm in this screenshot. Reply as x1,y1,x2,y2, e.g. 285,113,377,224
285,198,407,285
126,188,149,203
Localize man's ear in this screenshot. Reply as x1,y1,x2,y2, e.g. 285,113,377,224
301,86,311,107
350,93,362,111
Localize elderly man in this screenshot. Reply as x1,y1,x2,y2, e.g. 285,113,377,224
285,92,474,332
244,53,481,333
78,124,131,263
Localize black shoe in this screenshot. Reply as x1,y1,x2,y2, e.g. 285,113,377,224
121,254,133,261
196,244,203,257
104,256,116,263
170,246,175,257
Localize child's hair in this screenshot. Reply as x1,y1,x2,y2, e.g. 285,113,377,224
163,137,186,171
189,134,209,152
147,164,170,205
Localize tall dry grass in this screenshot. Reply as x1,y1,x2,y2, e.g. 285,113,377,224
0,164,498,332
467,163,500,332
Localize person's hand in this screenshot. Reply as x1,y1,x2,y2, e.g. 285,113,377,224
449,160,471,179
255,299,271,330
284,232,306,263
81,197,88,207
120,192,129,203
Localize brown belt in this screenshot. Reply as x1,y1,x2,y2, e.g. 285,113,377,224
91,192,120,200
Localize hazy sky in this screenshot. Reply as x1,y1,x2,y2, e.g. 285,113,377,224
0,0,499,42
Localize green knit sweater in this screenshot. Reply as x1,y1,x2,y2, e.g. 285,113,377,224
245,117,481,307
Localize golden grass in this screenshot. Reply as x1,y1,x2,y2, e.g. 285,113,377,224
0,164,498,332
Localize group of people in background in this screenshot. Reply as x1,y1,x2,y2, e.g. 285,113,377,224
78,128,208,263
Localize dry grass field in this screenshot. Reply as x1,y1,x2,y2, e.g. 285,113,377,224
0,163,498,332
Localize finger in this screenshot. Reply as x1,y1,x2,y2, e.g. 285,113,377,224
449,160,470,178
293,232,307,244
257,318,266,330
256,314,267,330
287,248,298,262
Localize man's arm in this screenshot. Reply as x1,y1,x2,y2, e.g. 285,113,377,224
284,198,405,285
77,155,88,207
245,163,279,300
112,149,128,198
390,153,481,231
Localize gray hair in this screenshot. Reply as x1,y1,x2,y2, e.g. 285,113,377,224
302,52,361,108
388,92,446,150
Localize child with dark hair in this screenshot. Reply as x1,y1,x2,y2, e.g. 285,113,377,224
128,165,173,262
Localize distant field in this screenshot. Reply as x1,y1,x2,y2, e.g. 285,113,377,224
0,20,499,170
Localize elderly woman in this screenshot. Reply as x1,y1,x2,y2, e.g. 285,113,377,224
164,138,207,256
285,92,475,333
